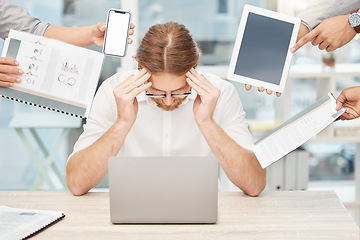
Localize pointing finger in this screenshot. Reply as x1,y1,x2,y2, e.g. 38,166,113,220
291,29,319,53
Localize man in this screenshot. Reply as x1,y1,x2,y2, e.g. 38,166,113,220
66,22,266,197
0,0,135,87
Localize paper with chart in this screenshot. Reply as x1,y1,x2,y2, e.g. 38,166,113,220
253,93,347,168
0,29,104,118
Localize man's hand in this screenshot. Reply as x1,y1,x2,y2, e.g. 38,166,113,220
296,22,311,42
185,68,220,124
291,14,356,53
113,69,151,127
244,84,282,97
0,57,23,87
93,22,135,47
336,86,360,121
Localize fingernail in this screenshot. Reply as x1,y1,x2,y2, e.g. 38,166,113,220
16,78,21,83
9,83,14,87
291,48,295,53
18,69,23,74
15,61,19,65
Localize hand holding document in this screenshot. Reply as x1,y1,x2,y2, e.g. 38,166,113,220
253,93,347,168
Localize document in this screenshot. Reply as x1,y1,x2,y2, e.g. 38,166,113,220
253,93,346,168
0,205,65,240
1,30,104,118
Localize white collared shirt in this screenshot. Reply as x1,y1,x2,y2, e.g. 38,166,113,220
70,70,254,158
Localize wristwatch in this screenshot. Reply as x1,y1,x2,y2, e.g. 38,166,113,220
349,9,360,33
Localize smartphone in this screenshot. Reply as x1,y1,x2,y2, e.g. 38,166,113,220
103,9,131,57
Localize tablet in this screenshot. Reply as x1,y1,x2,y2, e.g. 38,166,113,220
227,5,300,93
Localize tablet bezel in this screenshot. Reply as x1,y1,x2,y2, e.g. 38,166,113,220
227,4,300,93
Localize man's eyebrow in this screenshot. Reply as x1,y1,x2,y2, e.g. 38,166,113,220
151,83,188,92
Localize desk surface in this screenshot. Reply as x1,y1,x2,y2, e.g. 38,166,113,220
0,191,358,240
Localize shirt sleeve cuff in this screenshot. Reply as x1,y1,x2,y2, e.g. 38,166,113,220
301,20,312,31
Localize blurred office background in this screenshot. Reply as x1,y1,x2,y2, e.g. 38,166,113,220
0,0,359,225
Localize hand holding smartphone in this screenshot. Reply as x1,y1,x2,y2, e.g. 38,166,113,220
103,9,131,57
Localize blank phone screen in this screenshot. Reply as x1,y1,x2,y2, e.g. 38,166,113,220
104,10,130,57
234,12,294,85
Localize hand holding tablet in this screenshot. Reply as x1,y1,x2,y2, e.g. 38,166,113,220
227,5,300,95
244,84,282,97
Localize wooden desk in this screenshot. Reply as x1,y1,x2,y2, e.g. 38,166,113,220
0,191,358,240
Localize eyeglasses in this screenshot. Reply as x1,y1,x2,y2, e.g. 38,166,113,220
146,87,192,99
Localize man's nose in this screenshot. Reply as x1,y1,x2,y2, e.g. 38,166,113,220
163,94,174,106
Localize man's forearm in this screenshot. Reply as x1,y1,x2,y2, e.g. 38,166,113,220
66,121,131,195
198,120,266,196
44,25,96,47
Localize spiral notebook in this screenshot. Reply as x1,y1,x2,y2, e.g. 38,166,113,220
0,205,65,240
1,30,104,118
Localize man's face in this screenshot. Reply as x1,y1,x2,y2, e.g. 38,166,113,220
147,72,191,111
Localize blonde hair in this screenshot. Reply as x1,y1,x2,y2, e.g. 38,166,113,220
135,22,201,76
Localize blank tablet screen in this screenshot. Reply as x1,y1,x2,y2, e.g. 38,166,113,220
233,12,294,85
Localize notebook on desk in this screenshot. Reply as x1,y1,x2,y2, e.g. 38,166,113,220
0,205,65,240
108,156,218,224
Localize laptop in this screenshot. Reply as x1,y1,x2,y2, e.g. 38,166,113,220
108,156,218,224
